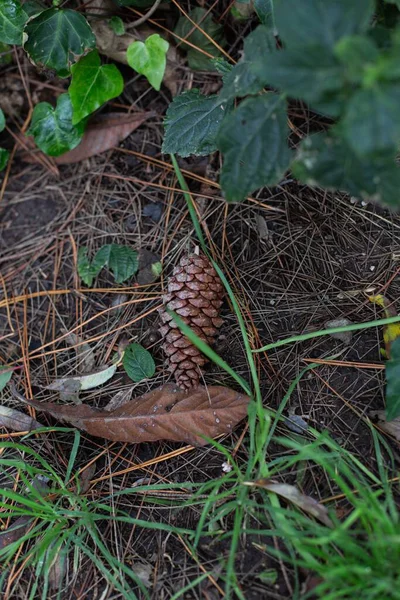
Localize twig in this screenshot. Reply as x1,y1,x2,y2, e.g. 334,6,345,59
125,0,162,29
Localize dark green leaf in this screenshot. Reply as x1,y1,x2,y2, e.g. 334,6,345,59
0,41,12,64
77,247,103,287
27,93,85,157
254,45,343,105
385,338,400,420
0,148,9,171
127,34,169,91
24,8,95,78
0,366,13,392
108,16,125,36
342,84,400,156
254,0,275,27
216,94,291,202
123,343,155,382
0,0,27,45
69,50,124,124
334,35,379,84
0,108,5,132
94,244,139,284
174,7,226,71
292,131,400,208
210,57,232,75
274,0,374,49
162,89,231,157
220,25,276,101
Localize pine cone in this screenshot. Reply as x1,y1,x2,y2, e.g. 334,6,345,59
159,252,224,390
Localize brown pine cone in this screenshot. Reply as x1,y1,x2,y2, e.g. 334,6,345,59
159,251,224,390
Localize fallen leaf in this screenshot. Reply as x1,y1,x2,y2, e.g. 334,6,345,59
325,318,353,345
369,294,399,358
13,384,250,446
371,410,400,439
45,363,117,393
245,479,333,527
104,388,133,412
54,112,154,164
0,405,43,432
78,462,97,494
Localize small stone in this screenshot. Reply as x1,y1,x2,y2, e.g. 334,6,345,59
221,461,232,473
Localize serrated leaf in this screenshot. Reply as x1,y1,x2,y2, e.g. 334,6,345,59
69,50,124,124
385,338,400,420
174,7,226,71
13,383,250,446
46,363,117,392
0,0,27,45
123,343,155,382
127,34,169,91
95,244,138,283
24,8,96,78
0,148,9,171
0,108,5,132
254,45,343,106
0,367,13,392
292,131,400,208
342,84,400,156
162,89,231,157
77,247,102,287
216,94,291,202
274,0,374,49
220,25,276,101
108,16,124,36
27,93,85,157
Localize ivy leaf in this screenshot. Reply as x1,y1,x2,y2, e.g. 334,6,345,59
341,84,400,156
292,131,400,208
69,50,124,124
24,8,96,78
385,338,400,421
108,16,125,36
174,7,226,71
0,0,26,45
0,108,5,132
254,45,343,106
127,34,169,91
123,343,155,382
274,0,374,49
220,25,276,101
162,89,231,157
0,41,12,64
216,94,291,202
0,366,13,392
27,93,85,157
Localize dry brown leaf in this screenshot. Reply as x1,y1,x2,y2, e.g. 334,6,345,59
245,479,333,527
0,405,43,432
13,384,250,446
55,112,154,164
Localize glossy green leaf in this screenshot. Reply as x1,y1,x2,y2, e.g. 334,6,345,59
108,16,125,36
0,0,27,45
162,89,231,157
342,84,400,156
0,366,13,392
69,50,124,124
0,108,5,132
220,25,276,101
174,7,226,71
24,8,95,78
123,343,155,382
0,148,10,171
292,131,400,208
127,34,169,91
274,0,374,49
217,94,291,202
385,338,400,420
27,93,85,157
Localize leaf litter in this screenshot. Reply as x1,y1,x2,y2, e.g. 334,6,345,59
12,384,250,446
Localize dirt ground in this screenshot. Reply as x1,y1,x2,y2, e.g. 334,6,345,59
1,3,400,599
